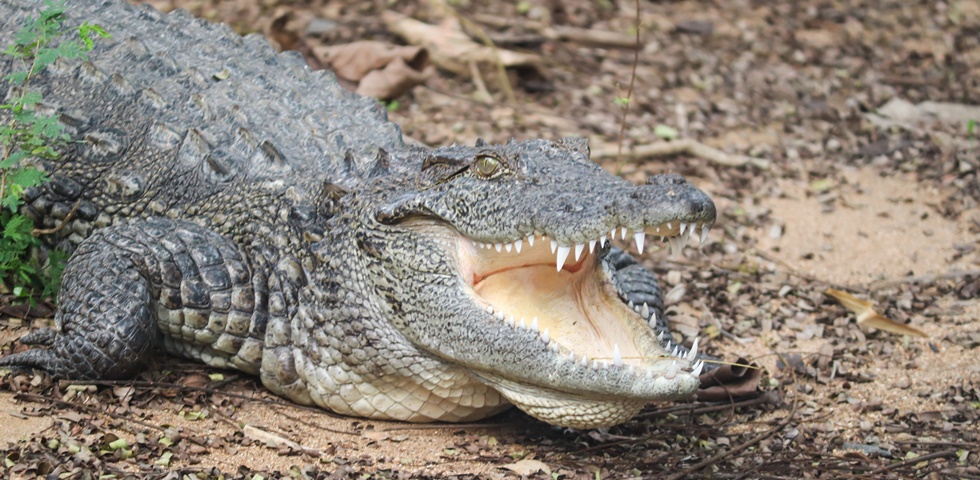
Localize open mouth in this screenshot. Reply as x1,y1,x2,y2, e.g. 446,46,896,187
457,222,709,388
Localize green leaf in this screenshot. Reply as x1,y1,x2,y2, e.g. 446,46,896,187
154,451,173,466
5,71,27,84
654,124,679,140
107,438,128,451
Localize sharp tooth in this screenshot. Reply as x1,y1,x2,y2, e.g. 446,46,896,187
634,304,642,314
672,346,681,357
487,306,494,314
692,360,704,376
620,226,628,240
494,243,503,252
588,239,596,253
651,310,658,324
641,302,650,319
657,331,665,341
667,361,678,378
634,232,646,254
699,224,710,246
646,368,653,379
687,337,699,361
613,344,623,366
541,328,549,343
592,360,599,369
555,245,570,271
602,360,609,369
581,356,588,367
600,234,607,248
519,318,526,329
669,236,685,256
628,300,634,309
568,352,576,362
495,311,504,320
679,222,687,235
528,234,535,247
507,315,515,327
682,224,693,244
505,243,512,252
550,239,558,254
514,239,522,253
666,222,672,231
530,317,539,332
574,243,585,261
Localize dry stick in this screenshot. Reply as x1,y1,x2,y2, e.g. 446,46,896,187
867,448,959,477
31,198,81,236
637,391,780,420
614,0,641,167
381,420,528,431
870,269,980,291
595,138,772,169
469,14,641,50
426,0,516,104
467,60,493,104
662,397,798,480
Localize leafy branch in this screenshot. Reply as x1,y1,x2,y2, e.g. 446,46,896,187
0,0,108,301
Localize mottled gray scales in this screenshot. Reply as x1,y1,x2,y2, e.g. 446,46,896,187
0,0,719,428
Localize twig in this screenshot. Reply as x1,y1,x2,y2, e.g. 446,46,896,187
594,138,771,169
380,420,528,431
662,389,798,479
870,269,980,291
614,0,641,167
469,14,641,49
637,391,780,420
467,60,492,104
867,448,958,476
31,198,81,236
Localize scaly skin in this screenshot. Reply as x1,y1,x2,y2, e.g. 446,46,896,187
0,0,716,428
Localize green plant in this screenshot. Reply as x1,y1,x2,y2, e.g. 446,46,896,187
0,1,108,301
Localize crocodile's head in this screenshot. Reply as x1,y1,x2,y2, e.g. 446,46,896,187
333,137,716,428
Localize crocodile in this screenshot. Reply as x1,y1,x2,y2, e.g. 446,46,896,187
0,0,717,428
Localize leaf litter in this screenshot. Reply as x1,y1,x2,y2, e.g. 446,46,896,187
2,0,979,478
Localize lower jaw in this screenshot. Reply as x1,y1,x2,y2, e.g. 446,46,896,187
471,372,648,429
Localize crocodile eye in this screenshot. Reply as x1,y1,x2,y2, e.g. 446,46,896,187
474,154,500,178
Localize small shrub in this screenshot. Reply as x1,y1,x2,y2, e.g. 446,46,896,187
0,1,108,302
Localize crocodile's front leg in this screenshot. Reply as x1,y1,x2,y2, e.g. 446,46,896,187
606,247,713,365
0,217,267,379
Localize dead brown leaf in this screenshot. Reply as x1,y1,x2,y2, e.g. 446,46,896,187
825,289,928,338
381,10,541,76
312,41,430,99
500,458,551,476
696,358,762,402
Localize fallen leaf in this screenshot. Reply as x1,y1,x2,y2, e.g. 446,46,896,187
826,289,928,337
312,41,430,99
500,459,551,476
381,11,541,76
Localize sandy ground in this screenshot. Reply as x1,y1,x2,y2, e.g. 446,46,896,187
2,0,979,477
